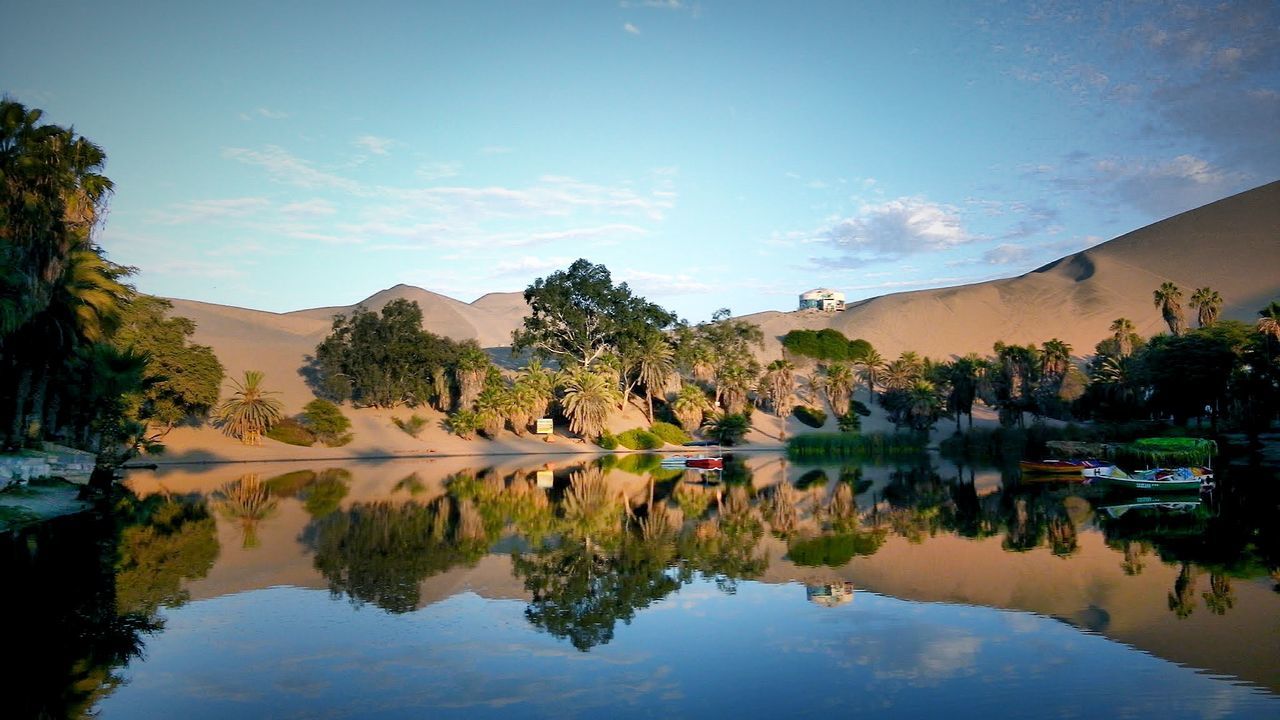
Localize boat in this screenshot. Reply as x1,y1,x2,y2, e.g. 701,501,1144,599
1097,495,1202,519
1018,458,1110,475
1082,464,1214,493
660,454,723,470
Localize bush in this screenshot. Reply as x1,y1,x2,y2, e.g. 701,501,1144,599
265,418,315,447
850,400,871,417
597,431,619,450
705,413,750,447
302,398,353,446
793,405,827,429
787,532,885,567
617,428,664,450
837,412,862,433
392,414,429,438
649,421,692,446
781,329,873,362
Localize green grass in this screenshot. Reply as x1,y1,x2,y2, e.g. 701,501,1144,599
787,432,926,461
617,428,664,450
649,421,692,446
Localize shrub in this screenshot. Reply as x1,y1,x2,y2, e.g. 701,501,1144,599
787,531,885,567
850,400,871,417
392,414,429,438
617,428,664,450
787,432,926,461
781,329,874,362
444,410,480,440
793,405,827,428
836,412,862,433
302,399,353,446
705,413,750,446
597,431,619,450
265,418,315,447
649,421,691,446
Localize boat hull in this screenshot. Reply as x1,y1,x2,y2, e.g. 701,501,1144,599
1083,466,1212,493
1019,459,1109,475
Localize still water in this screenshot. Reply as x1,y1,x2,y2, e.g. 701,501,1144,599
5,452,1278,718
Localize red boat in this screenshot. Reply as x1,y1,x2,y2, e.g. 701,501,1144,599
684,456,723,470
1018,458,1110,475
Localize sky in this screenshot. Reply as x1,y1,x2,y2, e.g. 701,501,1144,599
4,1,1278,323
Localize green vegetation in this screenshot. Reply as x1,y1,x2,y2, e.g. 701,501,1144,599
788,532,884,567
300,399,352,446
597,430,619,450
836,412,862,433
704,412,750,446
781,328,872,362
214,371,284,445
787,432,927,460
393,413,429,438
649,421,691,445
264,418,315,446
616,428,664,450
313,298,472,409
792,405,827,428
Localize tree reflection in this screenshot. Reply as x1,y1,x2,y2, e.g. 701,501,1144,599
1,490,217,718
213,474,278,548
1168,562,1199,619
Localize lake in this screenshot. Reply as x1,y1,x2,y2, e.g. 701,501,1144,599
5,452,1278,718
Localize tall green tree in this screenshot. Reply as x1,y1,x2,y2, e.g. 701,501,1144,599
1153,282,1185,336
1109,317,1138,358
1190,287,1224,328
215,371,284,445
513,259,676,369
559,366,622,441
633,331,675,422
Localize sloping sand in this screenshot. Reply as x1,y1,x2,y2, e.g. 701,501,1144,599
157,181,1280,462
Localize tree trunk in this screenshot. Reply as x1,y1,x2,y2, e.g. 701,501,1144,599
10,366,33,443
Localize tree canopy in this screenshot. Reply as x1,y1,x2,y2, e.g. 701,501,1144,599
512,259,677,368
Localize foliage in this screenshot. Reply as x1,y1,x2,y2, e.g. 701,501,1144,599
649,421,692,445
795,468,829,489
781,329,872,362
616,427,664,450
392,413,429,438
792,405,827,428
559,366,622,440
671,382,712,432
836,412,862,433
313,299,469,408
110,295,223,438
850,399,871,417
214,371,283,445
703,412,750,446
445,410,481,440
787,432,926,461
264,417,315,446
597,430,619,449
301,398,352,446
513,259,677,369
787,532,884,567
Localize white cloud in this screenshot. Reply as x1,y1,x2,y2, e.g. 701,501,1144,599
491,256,577,277
256,107,288,119
981,243,1032,265
1095,154,1248,216
618,269,715,295
223,146,364,193
418,161,462,181
624,23,641,35
149,197,270,224
355,135,394,156
819,197,975,261
279,199,337,217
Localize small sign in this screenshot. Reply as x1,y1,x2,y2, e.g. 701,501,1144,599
535,418,553,435
536,470,554,488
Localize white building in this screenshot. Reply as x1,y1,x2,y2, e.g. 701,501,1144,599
799,288,845,311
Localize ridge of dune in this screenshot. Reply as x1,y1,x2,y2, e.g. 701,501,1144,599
155,181,1279,459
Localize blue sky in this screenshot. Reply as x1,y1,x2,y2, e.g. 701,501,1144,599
5,1,1277,322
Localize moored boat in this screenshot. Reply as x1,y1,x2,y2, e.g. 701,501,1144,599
1082,465,1213,493
1018,458,1110,475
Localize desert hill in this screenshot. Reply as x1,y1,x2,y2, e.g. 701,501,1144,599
742,180,1280,363
163,180,1279,435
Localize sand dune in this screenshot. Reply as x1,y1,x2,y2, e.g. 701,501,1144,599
159,181,1280,460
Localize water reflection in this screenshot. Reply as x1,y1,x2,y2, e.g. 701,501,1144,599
5,451,1279,716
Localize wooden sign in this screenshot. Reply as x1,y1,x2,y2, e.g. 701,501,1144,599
535,418,553,435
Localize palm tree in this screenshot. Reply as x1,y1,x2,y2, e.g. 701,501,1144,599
760,359,795,416
880,358,919,392
671,383,711,432
823,363,855,415
1040,338,1072,381
1153,282,1185,336
635,333,675,422
453,345,490,409
906,379,941,432
855,348,884,403
1189,287,1223,328
1109,318,1136,357
715,364,756,415
948,355,980,429
559,367,621,441
1256,301,1280,342
517,359,556,418
215,371,284,445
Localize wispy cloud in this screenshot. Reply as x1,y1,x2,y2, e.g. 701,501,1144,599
149,197,270,225
354,135,394,156
624,23,641,35
418,161,462,181
239,107,289,121
223,145,364,193
279,199,337,217
619,269,714,295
